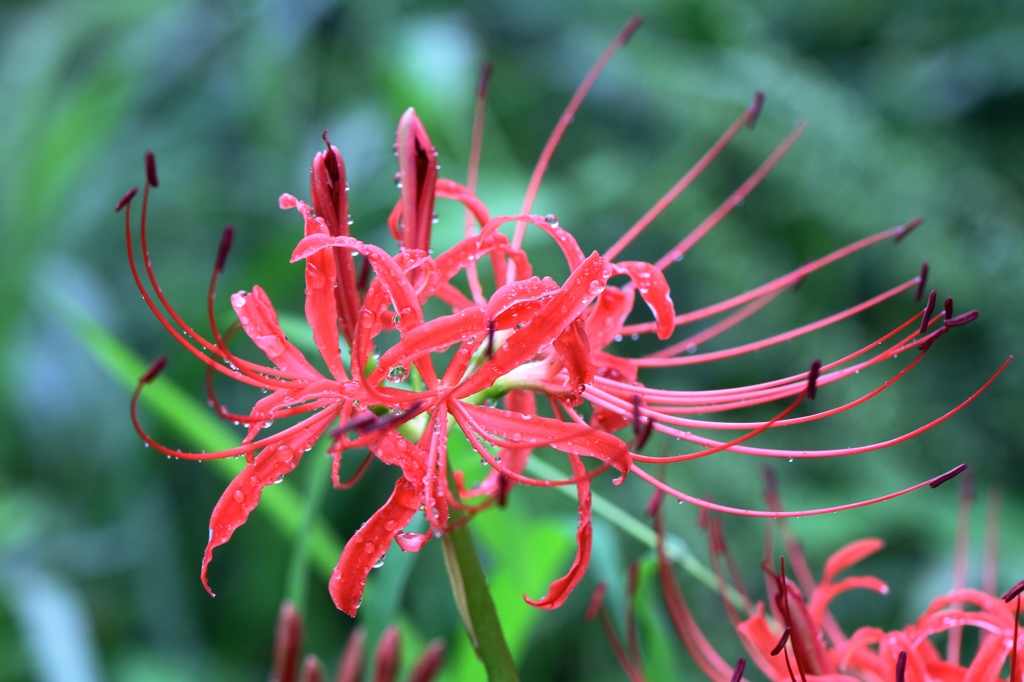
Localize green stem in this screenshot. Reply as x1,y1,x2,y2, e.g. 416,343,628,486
283,445,332,614
440,515,519,682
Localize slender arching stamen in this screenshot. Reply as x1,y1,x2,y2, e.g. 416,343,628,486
631,461,967,518
658,289,783,357
627,356,1010,461
600,311,923,404
132,371,338,460
604,90,765,262
639,278,918,366
653,123,805,272
510,15,643,255
205,225,295,388
125,159,303,387
621,218,923,336
946,473,973,663
466,62,492,233
597,350,927,433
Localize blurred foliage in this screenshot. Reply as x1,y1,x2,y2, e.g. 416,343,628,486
1,0,1021,680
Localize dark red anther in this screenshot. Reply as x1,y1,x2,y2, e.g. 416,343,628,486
630,394,653,450
1002,578,1024,603
895,651,906,682
115,187,138,212
331,412,379,438
893,217,923,243
632,419,654,451
929,463,967,489
917,326,946,351
270,600,303,682
145,151,159,188
365,401,426,435
619,15,643,45
477,62,493,99
945,310,979,327
585,583,607,621
321,131,341,186
730,658,747,682
915,262,929,300
644,488,664,517
747,91,766,128
140,356,168,384
215,225,234,272
920,290,937,334
771,626,791,656
943,296,954,320
495,473,512,507
806,358,821,400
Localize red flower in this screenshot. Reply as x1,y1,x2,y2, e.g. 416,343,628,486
616,485,1024,681
121,16,1007,615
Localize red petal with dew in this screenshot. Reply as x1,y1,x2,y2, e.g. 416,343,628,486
368,430,428,488
585,285,634,349
201,418,330,595
231,287,323,379
611,261,675,339
372,307,485,384
287,199,348,380
525,453,592,609
551,315,593,405
454,252,611,399
459,401,630,479
290,234,424,333
484,276,560,322
330,476,421,616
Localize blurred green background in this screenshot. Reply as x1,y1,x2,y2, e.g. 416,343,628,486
1,0,1021,679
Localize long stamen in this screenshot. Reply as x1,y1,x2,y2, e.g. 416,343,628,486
630,461,967,518
604,90,765,262
640,278,918,365
654,123,805,271
622,218,924,336
511,15,642,254
125,156,299,388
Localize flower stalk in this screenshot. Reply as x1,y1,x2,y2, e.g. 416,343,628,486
440,509,519,682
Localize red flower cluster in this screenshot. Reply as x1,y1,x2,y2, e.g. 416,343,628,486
121,17,1006,616
590,485,1022,681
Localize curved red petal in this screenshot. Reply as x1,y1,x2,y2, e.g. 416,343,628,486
454,252,611,399
459,401,630,479
525,453,592,609
612,261,675,340
330,476,421,616
231,286,322,379
201,418,330,596
822,537,886,584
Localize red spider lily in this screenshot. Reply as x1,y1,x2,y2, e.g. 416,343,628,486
625,481,1024,681
121,16,1007,615
270,601,444,682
